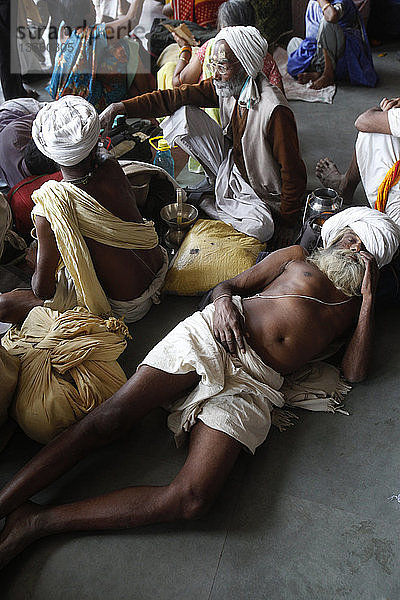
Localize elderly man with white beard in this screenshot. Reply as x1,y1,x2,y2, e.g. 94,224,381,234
100,26,307,244
1,208,400,569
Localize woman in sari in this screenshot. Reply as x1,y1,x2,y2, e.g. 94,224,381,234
47,0,147,112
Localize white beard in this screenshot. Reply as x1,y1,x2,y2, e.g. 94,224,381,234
307,247,366,297
214,76,245,99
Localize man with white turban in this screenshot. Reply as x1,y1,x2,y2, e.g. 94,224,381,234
0,95,168,325
320,206,400,305
321,206,400,269
100,25,306,243
316,97,400,227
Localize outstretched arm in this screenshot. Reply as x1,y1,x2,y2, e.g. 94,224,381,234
212,245,306,354
341,252,379,382
99,78,218,134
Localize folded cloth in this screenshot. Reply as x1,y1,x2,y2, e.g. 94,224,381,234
140,296,284,453
1,306,129,444
321,206,400,268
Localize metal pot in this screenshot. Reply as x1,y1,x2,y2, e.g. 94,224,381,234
303,187,343,226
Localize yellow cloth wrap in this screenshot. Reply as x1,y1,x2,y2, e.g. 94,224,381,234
163,219,265,295
1,306,128,444
375,159,400,212
32,180,159,316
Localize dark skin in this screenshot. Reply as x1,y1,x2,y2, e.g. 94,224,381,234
0,149,163,324
0,234,377,568
212,236,377,380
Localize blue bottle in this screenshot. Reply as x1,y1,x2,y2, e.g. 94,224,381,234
153,138,174,178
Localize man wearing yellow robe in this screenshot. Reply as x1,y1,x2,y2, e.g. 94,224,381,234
0,95,168,325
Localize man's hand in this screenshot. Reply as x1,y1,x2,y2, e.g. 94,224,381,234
99,102,126,136
359,251,379,298
380,97,400,111
213,297,247,355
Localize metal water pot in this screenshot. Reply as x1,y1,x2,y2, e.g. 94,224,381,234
303,187,343,226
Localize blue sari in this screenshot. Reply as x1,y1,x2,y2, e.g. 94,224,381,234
47,24,129,112
287,0,377,87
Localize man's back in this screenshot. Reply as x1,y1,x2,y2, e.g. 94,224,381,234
65,157,164,300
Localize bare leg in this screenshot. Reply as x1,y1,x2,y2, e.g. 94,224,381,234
0,422,241,569
0,289,43,324
0,366,200,519
315,152,361,203
310,49,335,90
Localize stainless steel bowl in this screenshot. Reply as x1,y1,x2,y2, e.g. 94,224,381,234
160,203,198,228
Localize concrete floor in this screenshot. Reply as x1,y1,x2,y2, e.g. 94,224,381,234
2,43,400,600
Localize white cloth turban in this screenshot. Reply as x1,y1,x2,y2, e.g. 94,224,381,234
32,96,100,167
321,207,400,268
214,26,268,109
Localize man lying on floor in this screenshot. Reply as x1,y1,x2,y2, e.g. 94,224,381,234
0,95,168,325
0,207,398,568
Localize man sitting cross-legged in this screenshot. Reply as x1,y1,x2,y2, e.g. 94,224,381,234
316,97,400,226
0,95,168,325
2,211,398,569
101,25,306,246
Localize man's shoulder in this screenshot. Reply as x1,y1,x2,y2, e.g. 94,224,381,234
259,245,307,269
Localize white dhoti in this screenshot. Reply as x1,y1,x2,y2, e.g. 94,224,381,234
140,296,285,453
161,106,275,242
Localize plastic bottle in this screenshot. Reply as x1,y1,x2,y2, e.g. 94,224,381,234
152,138,174,178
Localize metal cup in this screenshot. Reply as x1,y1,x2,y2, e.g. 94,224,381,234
160,203,198,249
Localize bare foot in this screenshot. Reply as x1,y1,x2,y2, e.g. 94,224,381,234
0,501,45,569
297,71,320,85
310,73,335,90
315,157,345,192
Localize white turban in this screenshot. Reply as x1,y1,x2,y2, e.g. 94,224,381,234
32,96,100,167
321,207,400,268
214,26,268,109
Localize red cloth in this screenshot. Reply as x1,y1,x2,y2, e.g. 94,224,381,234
7,171,63,237
171,0,225,28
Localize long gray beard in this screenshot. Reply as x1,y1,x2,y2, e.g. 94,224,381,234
307,247,366,297
214,76,245,98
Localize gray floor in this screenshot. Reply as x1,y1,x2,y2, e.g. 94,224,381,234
2,44,400,600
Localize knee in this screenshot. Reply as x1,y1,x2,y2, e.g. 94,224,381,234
87,396,132,442
171,482,214,521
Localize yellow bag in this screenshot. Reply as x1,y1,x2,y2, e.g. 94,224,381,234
163,219,266,295
2,306,128,444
